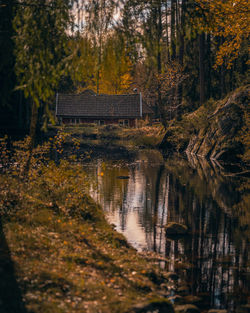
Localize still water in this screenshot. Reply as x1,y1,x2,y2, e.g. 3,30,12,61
82,149,249,312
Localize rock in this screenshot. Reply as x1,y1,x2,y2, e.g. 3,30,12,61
185,86,250,162
165,222,188,236
160,86,250,164
174,304,200,313
128,299,174,313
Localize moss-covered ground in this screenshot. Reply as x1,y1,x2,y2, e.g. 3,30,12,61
2,203,172,313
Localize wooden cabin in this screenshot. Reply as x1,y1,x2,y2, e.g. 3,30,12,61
56,90,152,127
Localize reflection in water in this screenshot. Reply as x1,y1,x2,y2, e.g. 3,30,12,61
83,150,249,312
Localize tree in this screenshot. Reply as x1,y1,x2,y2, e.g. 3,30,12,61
12,0,74,174
196,0,250,68
13,0,73,138
69,35,97,92
0,0,16,108
134,60,187,128
101,32,132,94
83,0,119,94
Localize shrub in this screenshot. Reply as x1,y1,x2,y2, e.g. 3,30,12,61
0,135,102,222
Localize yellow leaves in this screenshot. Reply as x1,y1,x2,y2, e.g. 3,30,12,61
196,0,250,68
0,133,96,222
74,33,132,94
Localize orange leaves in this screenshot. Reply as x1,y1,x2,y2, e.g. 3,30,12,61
153,61,188,96
0,133,96,223
195,0,250,68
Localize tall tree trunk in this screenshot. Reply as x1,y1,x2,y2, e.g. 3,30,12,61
97,43,102,95
177,0,186,111
18,91,23,129
165,4,170,62
219,37,225,98
170,0,176,61
23,101,38,177
199,32,205,105
179,0,185,66
157,2,162,75
206,34,211,99
220,64,225,98
157,2,166,127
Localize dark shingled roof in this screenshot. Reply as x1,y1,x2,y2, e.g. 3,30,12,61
56,93,142,118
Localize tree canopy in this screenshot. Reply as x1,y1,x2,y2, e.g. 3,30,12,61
196,0,250,68
0,0,249,132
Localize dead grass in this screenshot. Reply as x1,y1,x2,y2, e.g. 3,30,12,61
50,124,165,148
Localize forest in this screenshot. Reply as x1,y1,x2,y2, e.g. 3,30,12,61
0,2,249,313
0,0,249,134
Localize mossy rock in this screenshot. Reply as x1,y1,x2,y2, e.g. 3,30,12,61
161,85,250,164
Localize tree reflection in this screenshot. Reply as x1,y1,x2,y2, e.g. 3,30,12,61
84,152,249,311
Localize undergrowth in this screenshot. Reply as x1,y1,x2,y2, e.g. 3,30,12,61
50,123,165,149
0,134,172,313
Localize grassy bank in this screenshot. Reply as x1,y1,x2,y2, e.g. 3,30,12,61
0,137,172,313
2,198,172,313
49,123,165,149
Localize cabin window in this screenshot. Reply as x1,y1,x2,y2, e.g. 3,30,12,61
124,119,129,126
119,120,124,126
99,120,105,126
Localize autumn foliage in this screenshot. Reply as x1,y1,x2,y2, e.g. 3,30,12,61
196,0,250,68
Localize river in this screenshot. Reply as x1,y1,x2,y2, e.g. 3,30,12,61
81,147,249,312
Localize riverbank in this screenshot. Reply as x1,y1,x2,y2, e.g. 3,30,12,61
160,85,250,166
0,138,176,313
1,197,174,313
1,136,249,312
48,122,165,150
